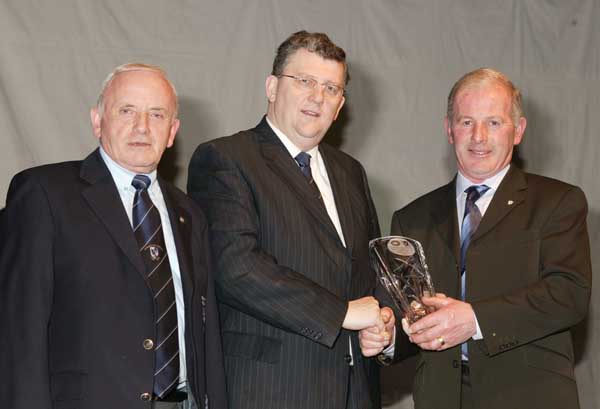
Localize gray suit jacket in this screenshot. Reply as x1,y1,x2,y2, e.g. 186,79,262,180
391,166,592,409
187,117,381,409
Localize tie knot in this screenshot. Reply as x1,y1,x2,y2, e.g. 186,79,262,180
295,152,312,168
465,185,490,204
131,174,151,192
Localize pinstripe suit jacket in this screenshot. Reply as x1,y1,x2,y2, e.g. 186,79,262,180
187,117,382,409
391,167,592,409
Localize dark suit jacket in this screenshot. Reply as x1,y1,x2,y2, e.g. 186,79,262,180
390,166,592,409
187,118,381,409
0,149,227,409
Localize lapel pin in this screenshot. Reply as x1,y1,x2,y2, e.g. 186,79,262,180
507,200,514,205
179,216,185,223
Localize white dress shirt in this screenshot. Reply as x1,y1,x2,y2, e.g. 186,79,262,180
384,165,512,359
99,147,187,389
265,118,354,361
456,164,511,340
266,117,346,247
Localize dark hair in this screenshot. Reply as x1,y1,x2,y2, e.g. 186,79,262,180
271,30,350,84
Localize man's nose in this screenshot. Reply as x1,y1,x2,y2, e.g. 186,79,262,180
472,122,487,143
135,112,149,133
308,84,325,104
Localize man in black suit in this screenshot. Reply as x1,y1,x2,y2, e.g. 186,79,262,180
359,68,592,409
187,31,393,409
0,63,227,409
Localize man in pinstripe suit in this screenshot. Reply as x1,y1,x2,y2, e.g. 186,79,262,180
188,31,393,409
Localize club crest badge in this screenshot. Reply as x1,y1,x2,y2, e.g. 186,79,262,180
146,244,163,262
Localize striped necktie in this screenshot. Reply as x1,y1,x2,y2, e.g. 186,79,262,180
131,175,179,399
459,184,489,360
294,151,324,203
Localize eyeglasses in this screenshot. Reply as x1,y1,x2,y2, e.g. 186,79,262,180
278,74,344,97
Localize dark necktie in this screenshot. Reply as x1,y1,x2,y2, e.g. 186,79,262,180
294,152,324,203
131,175,179,399
459,184,490,359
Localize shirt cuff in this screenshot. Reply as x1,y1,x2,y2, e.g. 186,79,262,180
382,326,397,357
472,312,483,340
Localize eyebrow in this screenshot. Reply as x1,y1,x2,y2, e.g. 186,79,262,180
117,104,169,112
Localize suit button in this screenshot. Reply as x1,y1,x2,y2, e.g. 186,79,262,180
140,392,152,401
143,339,154,350
344,354,352,363
452,359,459,368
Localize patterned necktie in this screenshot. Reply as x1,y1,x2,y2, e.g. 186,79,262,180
459,184,489,360
131,175,179,399
295,152,324,203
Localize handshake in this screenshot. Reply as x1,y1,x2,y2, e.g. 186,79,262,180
356,293,478,357
342,296,396,354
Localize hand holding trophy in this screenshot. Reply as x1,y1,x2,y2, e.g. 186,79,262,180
369,236,436,324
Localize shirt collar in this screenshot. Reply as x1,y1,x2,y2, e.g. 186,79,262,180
265,117,319,159
99,146,157,189
455,164,510,200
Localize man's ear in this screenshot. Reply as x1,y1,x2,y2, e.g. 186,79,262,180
90,107,102,140
333,96,345,120
265,75,278,102
166,118,180,148
513,117,527,146
444,116,454,144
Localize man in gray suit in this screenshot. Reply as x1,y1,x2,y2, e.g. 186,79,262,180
188,31,393,409
359,68,591,409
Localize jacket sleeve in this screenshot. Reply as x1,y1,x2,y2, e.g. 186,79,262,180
472,186,592,356
0,171,54,409
187,143,348,348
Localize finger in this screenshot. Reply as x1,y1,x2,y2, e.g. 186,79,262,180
374,314,385,332
408,312,441,334
360,330,387,343
385,312,396,328
380,306,394,323
401,318,411,335
361,347,384,357
421,296,450,308
418,336,447,351
360,338,388,349
362,325,381,335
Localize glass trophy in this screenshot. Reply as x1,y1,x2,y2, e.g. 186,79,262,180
369,236,436,324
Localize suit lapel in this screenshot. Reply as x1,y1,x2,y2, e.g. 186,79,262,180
80,149,147,277
320,144,354,254
473,166,528,242
429,179,461,261
257,120,341,243
160,179,195,295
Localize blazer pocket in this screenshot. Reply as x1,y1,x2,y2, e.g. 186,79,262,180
50,371,85,402
222,331,282,364
525,344,575,380
485,229,540,247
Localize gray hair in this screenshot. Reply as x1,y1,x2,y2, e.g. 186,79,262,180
447,67,523,126
96,63,178,117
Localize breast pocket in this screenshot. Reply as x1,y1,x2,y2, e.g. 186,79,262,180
470,230,540,295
